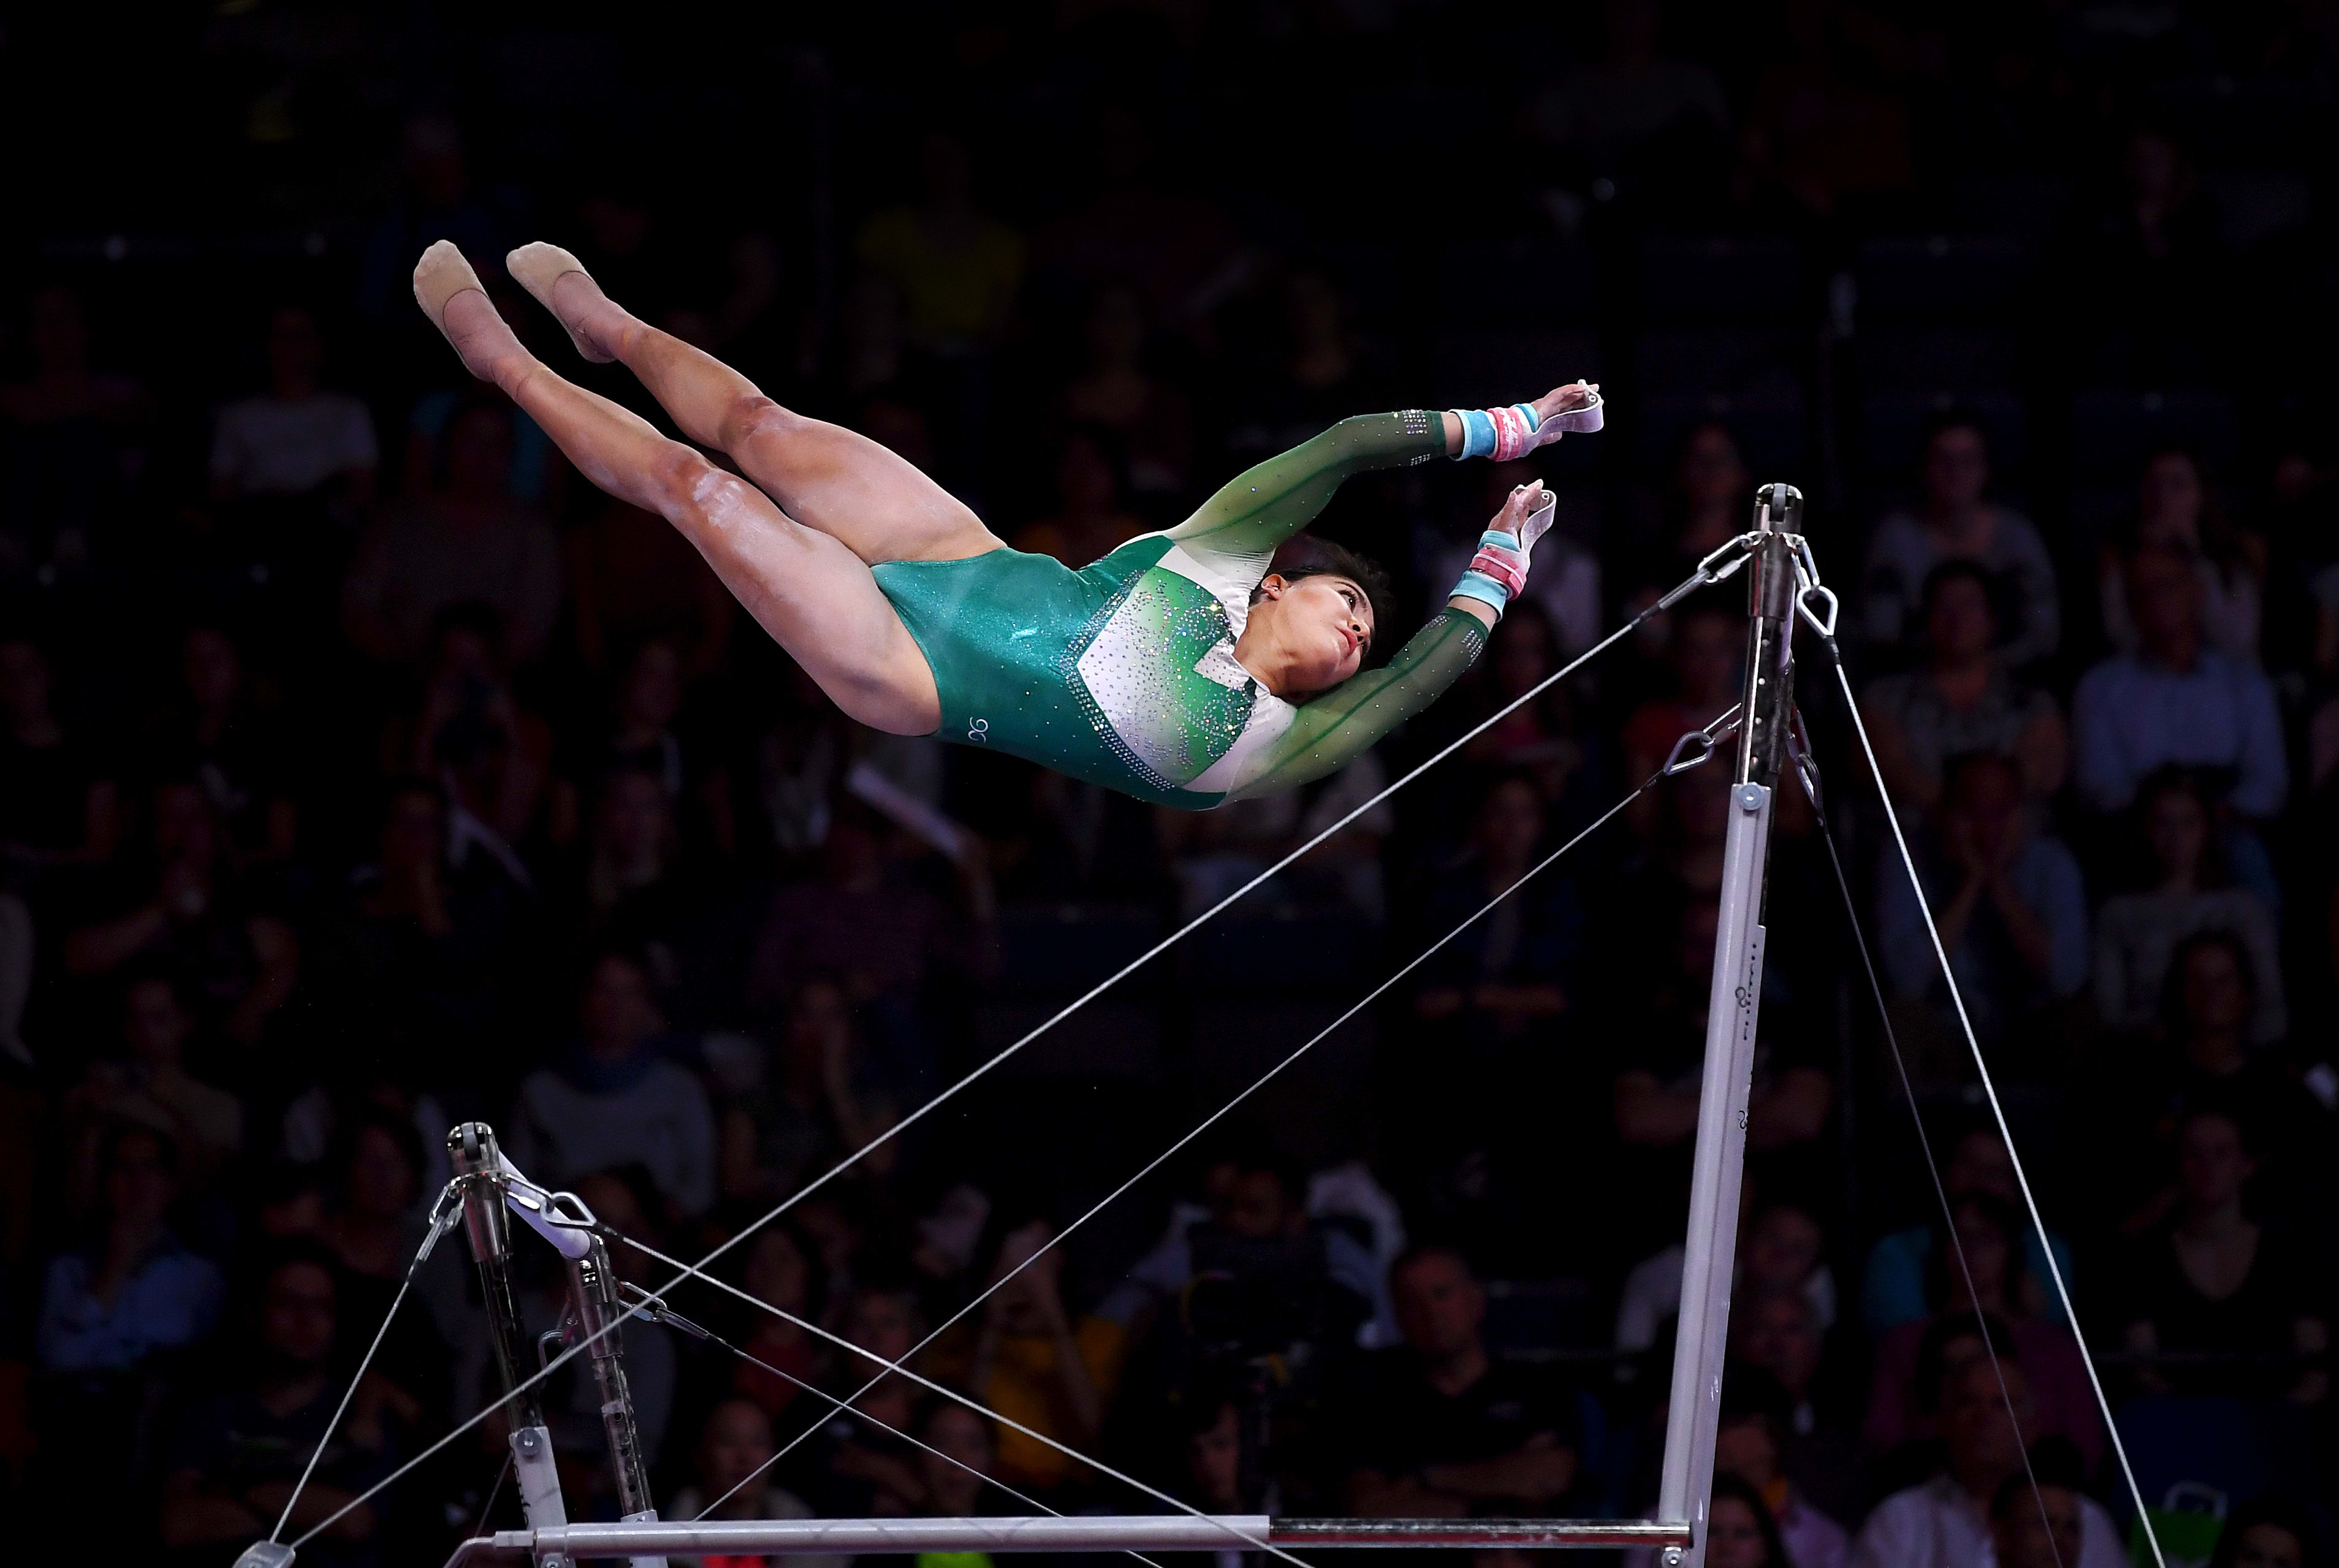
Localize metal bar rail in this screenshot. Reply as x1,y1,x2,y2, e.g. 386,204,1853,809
443,1516,1696,1564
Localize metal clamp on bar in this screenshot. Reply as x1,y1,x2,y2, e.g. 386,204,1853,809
1662,704,1743,777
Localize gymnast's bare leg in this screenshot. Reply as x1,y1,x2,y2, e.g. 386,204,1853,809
505,242,1004,568
412,242,941,734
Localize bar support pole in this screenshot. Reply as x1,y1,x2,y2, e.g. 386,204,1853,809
450,1123,572,1568
1654,487,1801,1567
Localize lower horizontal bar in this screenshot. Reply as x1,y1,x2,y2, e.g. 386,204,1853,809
1279,1518,1693,1548
446,1515,1692,1564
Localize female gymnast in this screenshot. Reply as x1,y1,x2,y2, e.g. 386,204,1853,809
412,240,1603,809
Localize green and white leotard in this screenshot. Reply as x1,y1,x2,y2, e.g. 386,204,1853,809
869,409,1484,810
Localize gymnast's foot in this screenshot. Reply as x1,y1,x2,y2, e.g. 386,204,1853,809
413,242,534,389
506,242,629,364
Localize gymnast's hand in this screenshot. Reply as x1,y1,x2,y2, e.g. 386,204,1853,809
1447,481,1559,628
1532,381,1599,425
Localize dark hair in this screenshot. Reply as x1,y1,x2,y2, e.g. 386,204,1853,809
1924,1190,2028,1312
2160,926,2258,1032
1260,535,1397,664
1925,406,1993,451
431,596,508,647
1388,1241,1475,1290
2210,1496,2324,1568
1989,1434,2087,1520
1719,1361,1794,1433
1707,1472,1790,1567
1942,747,2020,798
1919,558,2004,630
1913,1310,2019,1415
912,1389,995,1445
329,1107,425,1202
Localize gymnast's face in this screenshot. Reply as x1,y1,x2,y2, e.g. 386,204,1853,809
1249,572,1372,697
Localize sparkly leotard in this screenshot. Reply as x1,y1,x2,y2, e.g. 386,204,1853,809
870,411,1485,809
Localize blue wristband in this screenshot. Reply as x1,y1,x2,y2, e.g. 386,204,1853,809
1481,528,1523,552
1455,408,1496,460
1515,403,1540,432
1451,570,1512,612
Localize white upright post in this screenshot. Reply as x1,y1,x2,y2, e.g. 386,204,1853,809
1654,487,1801,1567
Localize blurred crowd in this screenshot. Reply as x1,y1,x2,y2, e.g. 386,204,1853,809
1,1,2335,1564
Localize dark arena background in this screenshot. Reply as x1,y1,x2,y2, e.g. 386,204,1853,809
0,2,2333,1564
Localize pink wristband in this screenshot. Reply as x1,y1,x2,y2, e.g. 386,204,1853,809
1489,406,1535,462
1469,541,1530,598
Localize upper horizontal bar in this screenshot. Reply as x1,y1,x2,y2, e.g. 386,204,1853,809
445,1515,1694,1563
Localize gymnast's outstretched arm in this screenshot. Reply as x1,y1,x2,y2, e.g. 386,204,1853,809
1226,481,1567,801
1166,384,1599,584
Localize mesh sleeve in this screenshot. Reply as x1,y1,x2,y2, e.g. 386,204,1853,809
1167,411,1444,580
1225,609,1486,801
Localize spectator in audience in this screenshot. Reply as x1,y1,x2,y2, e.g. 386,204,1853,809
1862,1125,2075,1334
1058,283,1195,507
907,1396,1008,1517
2071,126,2226,386
342,397,563,668
1706,1470,1798,1568
0,634,119,876
0,284,149,582
159,1246,392,1564
2106,931,2335,1234
2122,1105,2329,1404
716,975,899,1204
1100,1150,1382,1348
305,777,538,1075
1729,1287,1864,1525
2208,1497,2321,1568
145,625,298,869
1621,423,1751,620
560,761,726,1004
1528,0,1733,208
1860,562,2066,814
1852,1361,2123,1568
1223,268,1392,460
1716,1364,1849,1568
926,1216,1119,1496
1622,600,1741,792
812,1282,929,1515
1863,1203,2101,1471
1345,1246,1578,1517
64,776,299,1049
666,1397,842,1568
1445,600,1597,821
723,1222,828,1430
63,972,243,1205
1611,900,1833,1257
1876,750,2086,1055
566,498,736,680
1011,424,1149,568
1858,416,2058,670
2072,545,2286,821
1411,773,1581,1045
1618,1201,1835,1361
208,304,378,504
506,950,716,1219
1030,107,1246,336
1738,0,1915,219
1985,1440,2090,1568
307,1111,448,1425
747,807,998,1021
2093,769,2284,1042
36,1123,224,1376
2100,448,2262,665
390,600,555,854
855,131,1025,356
0,887,26,1067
